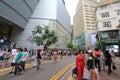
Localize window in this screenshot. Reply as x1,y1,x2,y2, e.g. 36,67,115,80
102,21,111,27
108,31,119,39
101,12,109,18
115,9,120,15
100,5,108,9
87,28,91,30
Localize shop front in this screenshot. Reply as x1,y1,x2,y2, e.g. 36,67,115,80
97,29,120,52
0,17,13,49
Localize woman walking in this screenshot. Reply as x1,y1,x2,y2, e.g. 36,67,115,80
76,50,85,80
2,48,11,68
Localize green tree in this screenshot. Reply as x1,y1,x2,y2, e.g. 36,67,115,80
67,42,73,49
32,25,58,50
67,42,79,51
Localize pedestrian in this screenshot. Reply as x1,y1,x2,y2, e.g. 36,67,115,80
87,50,95,79
0,48,4,63
104,50,112,74
32,49,37,68
76,50,85,80
10,49,18,76
22,48,29,71
100,49,105,71
53,50,58,63
2,48,11,68
13,48,24,76
36,49,43,70
93,48,101,72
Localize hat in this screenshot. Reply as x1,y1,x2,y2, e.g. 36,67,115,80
88,50,92,53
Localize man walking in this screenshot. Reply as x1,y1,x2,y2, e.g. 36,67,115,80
13,48,23,76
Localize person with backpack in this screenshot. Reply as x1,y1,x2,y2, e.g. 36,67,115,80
36,49,42,70
104,50,112,74
93,48,101,72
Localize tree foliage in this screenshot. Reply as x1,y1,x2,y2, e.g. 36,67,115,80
32,25,58,49
67,42,79,51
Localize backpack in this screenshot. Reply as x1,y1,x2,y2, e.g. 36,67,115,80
37,51,42,59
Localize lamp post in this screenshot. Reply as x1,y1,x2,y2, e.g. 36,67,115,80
31,31,36,49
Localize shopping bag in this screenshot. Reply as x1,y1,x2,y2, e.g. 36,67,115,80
112,63,117,70
93,68,99,80
82,68,90,80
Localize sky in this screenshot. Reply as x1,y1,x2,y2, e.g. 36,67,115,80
64,0,79,24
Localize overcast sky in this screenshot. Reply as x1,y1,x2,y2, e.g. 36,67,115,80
64,0,79,24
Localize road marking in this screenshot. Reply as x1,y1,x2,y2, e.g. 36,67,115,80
50,63,75,80
61,66,74,80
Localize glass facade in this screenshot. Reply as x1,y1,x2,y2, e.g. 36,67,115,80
49,20,71,49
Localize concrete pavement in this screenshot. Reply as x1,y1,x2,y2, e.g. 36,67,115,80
61,57,120,80
0,56,120,80
0,56,76,80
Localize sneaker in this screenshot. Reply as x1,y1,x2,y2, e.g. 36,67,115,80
11,73,15,77
20,70,24,74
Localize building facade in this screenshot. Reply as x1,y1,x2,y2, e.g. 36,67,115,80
96,0,120,50
12,0,71,49
0,0,39,48
73,0,97,49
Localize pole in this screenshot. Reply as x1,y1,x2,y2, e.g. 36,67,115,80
95,5,103,51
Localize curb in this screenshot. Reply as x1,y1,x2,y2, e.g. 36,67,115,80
0,60,52,77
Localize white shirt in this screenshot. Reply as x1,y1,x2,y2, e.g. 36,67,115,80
22,52,29,61
9,52,18,63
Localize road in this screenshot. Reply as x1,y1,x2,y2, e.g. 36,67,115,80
0,56,76,80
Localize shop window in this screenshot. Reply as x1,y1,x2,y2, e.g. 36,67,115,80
108,31,119,39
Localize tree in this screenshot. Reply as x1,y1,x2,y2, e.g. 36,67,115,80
67,42,73,49
32,25,58,50
67,42,79,51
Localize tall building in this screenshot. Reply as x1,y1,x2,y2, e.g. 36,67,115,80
0,0,71,49
73,0,97,49
96,0,120,50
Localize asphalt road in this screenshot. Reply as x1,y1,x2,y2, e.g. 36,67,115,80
0,56,76,80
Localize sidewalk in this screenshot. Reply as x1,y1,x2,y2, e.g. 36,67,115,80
62,57,120,80
61,66,89,80
0,59,52,77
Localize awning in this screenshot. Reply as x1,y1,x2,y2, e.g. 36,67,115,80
117,24,120,28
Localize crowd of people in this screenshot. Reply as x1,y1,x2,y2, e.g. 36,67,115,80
75,48,118,80
0,46,75,77
0,46,119,79
0,48,30,76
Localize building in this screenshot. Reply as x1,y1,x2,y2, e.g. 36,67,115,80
117,24,120,30
0,0,71,49
73,0,97,49
96,0,120,50
0,0,39,48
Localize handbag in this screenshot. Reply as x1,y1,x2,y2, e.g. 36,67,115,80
112,63,117,70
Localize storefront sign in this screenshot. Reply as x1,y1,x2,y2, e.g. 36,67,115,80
103,39,119,43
